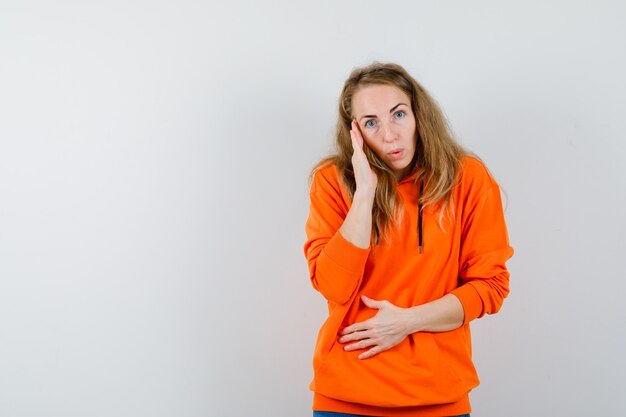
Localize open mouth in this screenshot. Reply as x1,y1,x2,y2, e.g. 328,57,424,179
388,149,404,159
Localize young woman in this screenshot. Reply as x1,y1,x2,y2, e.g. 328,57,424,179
303,63,514,417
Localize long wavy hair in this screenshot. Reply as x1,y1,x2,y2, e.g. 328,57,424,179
311,62,468,244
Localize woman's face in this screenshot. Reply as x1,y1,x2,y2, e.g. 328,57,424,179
351,84,417,180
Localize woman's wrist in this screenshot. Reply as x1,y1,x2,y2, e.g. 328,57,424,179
353,188,376,203
405,305,426,334
405,294,464,334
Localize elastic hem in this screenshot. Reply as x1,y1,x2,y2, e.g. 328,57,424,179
313,392,471,417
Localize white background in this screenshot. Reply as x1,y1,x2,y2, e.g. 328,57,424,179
1,1,625,416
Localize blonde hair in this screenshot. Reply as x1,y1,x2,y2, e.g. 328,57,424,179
312,62,467,244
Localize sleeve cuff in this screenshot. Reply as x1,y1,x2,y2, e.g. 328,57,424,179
322,230,371,275
451,283,484,325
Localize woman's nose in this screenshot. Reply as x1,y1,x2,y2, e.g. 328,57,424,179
380,122,397,143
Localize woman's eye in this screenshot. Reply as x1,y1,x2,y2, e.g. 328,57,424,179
395,110,405,119
365,120,376,128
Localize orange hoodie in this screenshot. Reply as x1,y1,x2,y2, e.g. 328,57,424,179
304,156,514,417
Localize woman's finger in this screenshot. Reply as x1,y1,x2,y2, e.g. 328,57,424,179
338,328,369,343
350,127,362,154
351,119,364,147
358,345,383,360
349,129,359,152
344,337,377,352
340,322,367,336
350,127,369,164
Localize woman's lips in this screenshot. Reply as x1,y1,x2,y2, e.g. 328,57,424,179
388,149,404,160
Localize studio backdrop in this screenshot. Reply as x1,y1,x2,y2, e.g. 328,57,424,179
1,1,625,416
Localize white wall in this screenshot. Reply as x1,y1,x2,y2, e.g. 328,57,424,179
1,1,625,416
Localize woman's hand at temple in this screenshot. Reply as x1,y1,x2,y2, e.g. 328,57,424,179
338,121,378,249
350,119,378,194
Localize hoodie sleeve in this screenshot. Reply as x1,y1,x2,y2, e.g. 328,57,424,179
303,167,371,305
451,160,514,325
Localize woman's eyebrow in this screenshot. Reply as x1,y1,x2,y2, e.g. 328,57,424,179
389,102,408,113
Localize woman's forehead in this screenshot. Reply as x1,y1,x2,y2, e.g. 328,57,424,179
352,84,411,114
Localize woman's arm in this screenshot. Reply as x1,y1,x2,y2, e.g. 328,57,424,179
303,121,377,304
405,293,464,333
339,120,377,248
338,294,464,360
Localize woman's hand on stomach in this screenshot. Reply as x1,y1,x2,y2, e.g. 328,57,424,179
337,295,412,360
